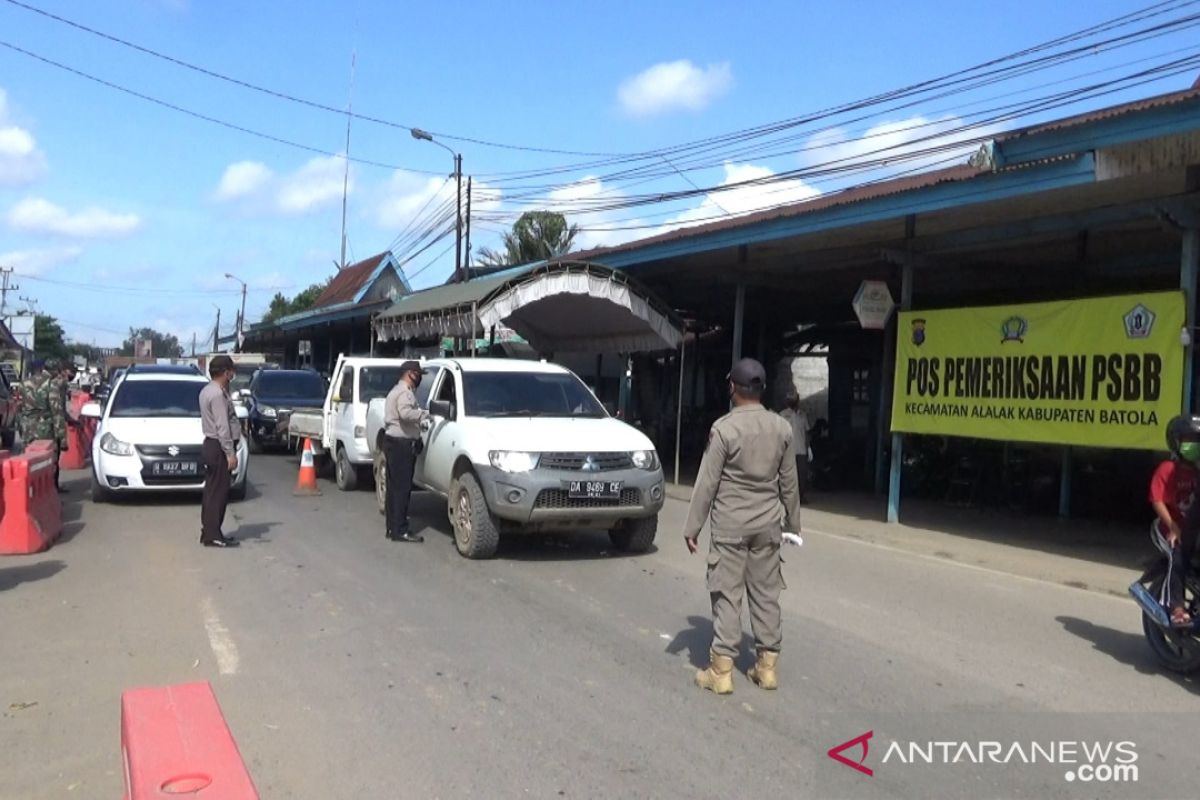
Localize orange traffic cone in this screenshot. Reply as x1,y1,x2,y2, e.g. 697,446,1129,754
293,438,322,496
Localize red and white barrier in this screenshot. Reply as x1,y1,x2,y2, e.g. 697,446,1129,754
60,390,91,470
121,682,259,800
0,444,63,555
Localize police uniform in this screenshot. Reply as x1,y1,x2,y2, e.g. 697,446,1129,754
683,358,802,694
382,361,430,542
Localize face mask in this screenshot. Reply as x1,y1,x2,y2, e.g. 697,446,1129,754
1180,442,1200,462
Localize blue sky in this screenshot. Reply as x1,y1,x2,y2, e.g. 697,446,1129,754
0,0,1197,348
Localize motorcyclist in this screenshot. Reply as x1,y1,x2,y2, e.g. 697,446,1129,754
1148,414,1200,626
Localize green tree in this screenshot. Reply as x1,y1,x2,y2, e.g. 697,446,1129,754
478,211,579,267
262,281,329,323
120,327,184,359
33,314,70,361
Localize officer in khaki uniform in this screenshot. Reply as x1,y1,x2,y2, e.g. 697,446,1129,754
683,358,802,694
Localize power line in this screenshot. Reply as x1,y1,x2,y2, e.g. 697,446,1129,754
0,38,440,174
17,273,252,296
0,0,622,157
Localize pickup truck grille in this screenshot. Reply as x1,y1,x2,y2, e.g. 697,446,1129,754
534,488,642,509
539,452,633,471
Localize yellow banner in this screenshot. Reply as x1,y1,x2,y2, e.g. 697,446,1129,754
890,291,1185,450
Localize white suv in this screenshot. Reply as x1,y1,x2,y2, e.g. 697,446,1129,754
82,369,250,502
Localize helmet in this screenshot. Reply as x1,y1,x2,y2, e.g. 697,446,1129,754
1165,414,1200,458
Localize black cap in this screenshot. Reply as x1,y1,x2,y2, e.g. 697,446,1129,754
399,360,423,375
728,357,767,388
209,355,235,374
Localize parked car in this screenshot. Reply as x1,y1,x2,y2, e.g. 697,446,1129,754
287,356,413,490
365,358,665,559
81,370,250,502
243,368,326,453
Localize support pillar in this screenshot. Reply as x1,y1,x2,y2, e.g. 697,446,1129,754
1183,227,1199,414
887,261,914,524
1058,447,1073,518
675,340,686,486
732,283,746,366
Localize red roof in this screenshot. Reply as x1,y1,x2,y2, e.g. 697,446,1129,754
314,252,389,308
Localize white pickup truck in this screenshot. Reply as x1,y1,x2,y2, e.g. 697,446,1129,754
365,358,665,559
287,355,414,491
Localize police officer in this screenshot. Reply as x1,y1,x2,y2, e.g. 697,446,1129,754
683,358,802,695
383,361,430,542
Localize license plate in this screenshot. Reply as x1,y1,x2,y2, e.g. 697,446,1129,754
568,480,622,500
152,461,199,476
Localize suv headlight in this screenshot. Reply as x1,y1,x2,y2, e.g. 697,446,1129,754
100,432,134,456
259,405,277,419
489,451,540,473
631,450,659,470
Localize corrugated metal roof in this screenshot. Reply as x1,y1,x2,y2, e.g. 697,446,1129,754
314,251,388,308
376,262,545,320
994,85,1200,141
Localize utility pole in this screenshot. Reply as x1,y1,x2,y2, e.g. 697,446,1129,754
0,266,19,317
212,305,221,352
190,332,196,357
464,177,472,275
454,153,463,283
339,51,356,270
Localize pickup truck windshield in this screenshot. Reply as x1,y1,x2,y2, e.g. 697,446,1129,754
110,380,202,418
255,371,325,400
462,372,606,418
360,367,405,403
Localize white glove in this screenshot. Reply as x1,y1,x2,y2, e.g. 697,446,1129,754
782,531,803,547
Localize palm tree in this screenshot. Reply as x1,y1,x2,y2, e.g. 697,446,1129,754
478,211,579,267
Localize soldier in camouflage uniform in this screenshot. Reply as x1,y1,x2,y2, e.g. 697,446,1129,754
48,360,77,492
18,362,54,452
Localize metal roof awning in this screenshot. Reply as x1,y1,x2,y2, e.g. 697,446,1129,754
373,261,684,353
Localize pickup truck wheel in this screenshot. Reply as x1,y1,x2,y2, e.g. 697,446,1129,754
453,473,500,559
609,516,657,553
335,446,359,491
373,449,387,515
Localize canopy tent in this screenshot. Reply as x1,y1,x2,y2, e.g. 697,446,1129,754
373,261,684,354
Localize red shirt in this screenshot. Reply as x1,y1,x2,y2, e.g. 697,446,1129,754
1149,459,1198,526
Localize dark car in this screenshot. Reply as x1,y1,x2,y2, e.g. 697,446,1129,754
245,369,326,453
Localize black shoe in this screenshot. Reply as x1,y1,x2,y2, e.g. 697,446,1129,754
394,532,424,543
202,537,240,548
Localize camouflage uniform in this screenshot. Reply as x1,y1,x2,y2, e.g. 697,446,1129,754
48,373,69,447
18,372,54,445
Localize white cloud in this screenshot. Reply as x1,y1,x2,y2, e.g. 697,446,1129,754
214,161,273,201
277,155,350,214
376,171,454,229
0,245,83,276
7,197,141,238
0,89,47,185
618,60,732,116
799,114,997,178
250,271,294,291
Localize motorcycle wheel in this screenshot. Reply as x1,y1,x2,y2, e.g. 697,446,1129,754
1141,576,1200,674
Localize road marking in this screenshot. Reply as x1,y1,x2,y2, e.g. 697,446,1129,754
200,597,240,675
804,527,1132,604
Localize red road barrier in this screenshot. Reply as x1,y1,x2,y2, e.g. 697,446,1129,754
0,446,62,555
60,391,90,470
121,682,259,800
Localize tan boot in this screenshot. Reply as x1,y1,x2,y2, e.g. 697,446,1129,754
694,651,735,695
748,650,779,690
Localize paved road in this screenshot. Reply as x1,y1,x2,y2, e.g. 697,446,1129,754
2,455,1198,799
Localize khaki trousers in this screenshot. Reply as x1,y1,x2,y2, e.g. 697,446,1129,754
706,530,786,658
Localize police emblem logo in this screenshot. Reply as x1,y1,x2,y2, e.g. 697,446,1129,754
1000,316,1027,344
1123,304,1155,339
911,319,926,346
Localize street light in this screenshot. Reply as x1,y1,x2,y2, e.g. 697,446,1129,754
411,128,464,284
225,273,247,352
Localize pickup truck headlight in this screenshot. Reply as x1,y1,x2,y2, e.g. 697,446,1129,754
631,450,659,470
259,405,277,419
100,432,134,456
489,451,540,473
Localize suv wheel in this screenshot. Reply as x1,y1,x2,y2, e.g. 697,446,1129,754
609,516,657,553
91,470,113,503
452,473,500,559
335,445,359,491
